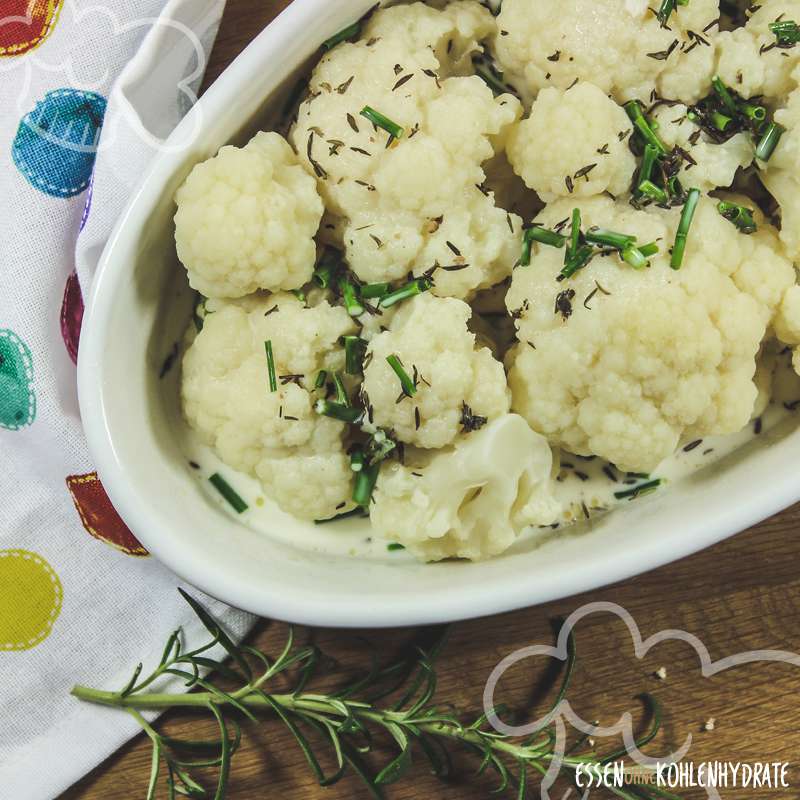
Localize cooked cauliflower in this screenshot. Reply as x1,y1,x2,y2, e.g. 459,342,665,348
715,1,800,102
290,1,522,299
174,132,323,298
505,194,795,472
371,414,560,560
507,82,637,201
493,0,718,105
759,76,800,260
650,103,754,193
362,293,510,449
182,293,357,519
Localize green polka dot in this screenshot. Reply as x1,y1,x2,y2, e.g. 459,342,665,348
0,329,36,430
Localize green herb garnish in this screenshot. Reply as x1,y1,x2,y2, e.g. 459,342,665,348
353,462,380,508
671,188,700,269
332,371,349,405
639,242,660,258
711,75,738,116
622,245,648,270
636,144,659,196
315,399,362,423
209,473,248,514
755,122,785,161
360,106,405,141
314,369,328,389
624,100,667,155
343,336,367,375
71,593,679,800
387,542,406,551
322,20,360,50
559,244,594,281
638,180,668,205
520,226,566,266
770,19,800,47
313,249,340,288
264,340,277,393
379,277,432,308
567,208,581,262
717,201,757,234
338,275,365,317
350,449,365,473
614,478,662,500
584,228,636,250
386,354,417,397
361,282,391,299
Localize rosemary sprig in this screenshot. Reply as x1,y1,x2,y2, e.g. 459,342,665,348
71,592,681,800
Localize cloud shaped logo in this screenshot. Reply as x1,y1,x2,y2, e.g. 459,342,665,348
1,0,210,156
483,601,800,799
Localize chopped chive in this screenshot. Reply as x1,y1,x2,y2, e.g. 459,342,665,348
314,507,368,524
667,175,684,202
338,275,365,316
614,478,662,500
332,371,349,405
386,354,416,397
559,244,594,281
379,277,432,308
368,429,397,464
387,543,406,551
209,473,248,514
264,341,277,393
755,122,785,162
741,104,767,124
671,188,701,270
567,208,581,262
639,242,660,258
638,180,668,205
314,369,328,389
769,20,800,46
711,76,738,116
353,462,380,508
585,228,636,249
361,282,391,299
322,21,360,49
313,249,340,288
656,0,676,25
360,106,405,141
710,110,733,132
717,201,757,234
315,399,362,423
521,226,566,266
622,245,648,270
343,336,367,374
624,101,667,155
636,144,659,194
350,450,365,473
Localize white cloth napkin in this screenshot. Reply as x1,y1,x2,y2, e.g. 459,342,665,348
0,2,254,797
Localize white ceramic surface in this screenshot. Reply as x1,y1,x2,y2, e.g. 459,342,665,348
79,0,800,628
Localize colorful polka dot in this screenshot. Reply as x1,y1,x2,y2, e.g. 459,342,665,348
60,271,84,364
0,0,64,57
12,88,107,198
0,328,36,430
0,550,62,651
66,472,148,556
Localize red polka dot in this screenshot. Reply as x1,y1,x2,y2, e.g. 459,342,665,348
60,271,83,364
66,472,148,557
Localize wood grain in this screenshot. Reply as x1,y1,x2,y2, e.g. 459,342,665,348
61,3,800,798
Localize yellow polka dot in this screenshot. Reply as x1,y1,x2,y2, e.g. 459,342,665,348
0,550,62,651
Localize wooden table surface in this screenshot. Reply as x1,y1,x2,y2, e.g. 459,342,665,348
63,2,800,798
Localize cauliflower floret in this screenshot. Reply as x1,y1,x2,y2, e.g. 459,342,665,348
290,1,523,299
362,293,510,449
506,82,637,201
759,78,800,259
650,103,754,192
716,1,800,103
371,414,560,561
505,195,795,472
174,132,323,299
493,0,718,105
181,293,357,519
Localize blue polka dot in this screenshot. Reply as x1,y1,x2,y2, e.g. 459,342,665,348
12,88,106,199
